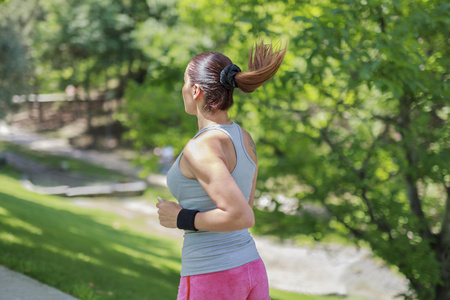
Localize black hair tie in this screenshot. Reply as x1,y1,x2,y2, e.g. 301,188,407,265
220,64,241,90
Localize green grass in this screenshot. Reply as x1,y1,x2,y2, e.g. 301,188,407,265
0,166,181,299
0,167,361,300
0,145,365,300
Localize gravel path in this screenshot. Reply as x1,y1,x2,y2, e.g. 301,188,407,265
0,122,409,299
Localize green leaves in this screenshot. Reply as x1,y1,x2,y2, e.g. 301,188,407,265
0,4,30,117
5,0,449,297
120,80,196,152
180,0,449,297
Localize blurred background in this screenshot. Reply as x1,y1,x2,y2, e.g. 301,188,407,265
0,0,449,299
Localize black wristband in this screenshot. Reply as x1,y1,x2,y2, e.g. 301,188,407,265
177,209,199,231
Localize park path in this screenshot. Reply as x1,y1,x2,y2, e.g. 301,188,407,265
0,265,78,300
0,121,409,300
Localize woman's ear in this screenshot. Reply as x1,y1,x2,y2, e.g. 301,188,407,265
193,84,202,100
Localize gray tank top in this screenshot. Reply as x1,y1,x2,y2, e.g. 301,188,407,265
166,122,260,276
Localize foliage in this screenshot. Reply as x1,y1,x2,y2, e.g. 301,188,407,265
171,0,450,298
0,24,24,117
117,0,215,163
119,82,197,172
4,0,450,298
32,0,152,95
0,1,34,117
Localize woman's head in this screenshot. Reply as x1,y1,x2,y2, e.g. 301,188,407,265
186,52,234,112
185,40,287,113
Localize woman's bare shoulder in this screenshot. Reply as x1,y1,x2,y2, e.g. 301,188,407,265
183,130,229,162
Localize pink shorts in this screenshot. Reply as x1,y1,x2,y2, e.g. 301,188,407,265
177,258,270,300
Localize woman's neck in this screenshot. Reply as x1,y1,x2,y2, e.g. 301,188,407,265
196,110,232,130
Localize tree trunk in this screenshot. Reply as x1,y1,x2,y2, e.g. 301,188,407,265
87,98,93,132
434,247,450,299
435,186,450,299
399,96,432,240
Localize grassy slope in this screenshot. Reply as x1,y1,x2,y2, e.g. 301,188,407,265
0,167,361,300
0,167,181,300
0,139,365,300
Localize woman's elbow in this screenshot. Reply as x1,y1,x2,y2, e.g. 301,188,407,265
235,208,255,229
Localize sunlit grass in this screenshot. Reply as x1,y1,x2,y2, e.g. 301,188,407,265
0,166,363,300
0,166,181,299
0,144,366,300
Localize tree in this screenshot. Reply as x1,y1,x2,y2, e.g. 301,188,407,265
165,0,449,298
0,0,40,118
285,2,449,297
32,0,152,96
0,24,26,117
118,0,450,297
6,0,448,297
118,0,216,167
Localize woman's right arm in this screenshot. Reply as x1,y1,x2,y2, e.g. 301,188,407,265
157,130,259,232
182,135,255,232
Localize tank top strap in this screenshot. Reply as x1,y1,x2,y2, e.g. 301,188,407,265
194,123,233,139
193,123,242,160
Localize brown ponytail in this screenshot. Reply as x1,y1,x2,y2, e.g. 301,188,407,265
235,40,287,93
186,40,286,112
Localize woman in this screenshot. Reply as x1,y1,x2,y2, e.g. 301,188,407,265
156,40,287,300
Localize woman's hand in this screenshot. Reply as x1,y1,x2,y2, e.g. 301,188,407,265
156,197,182,228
